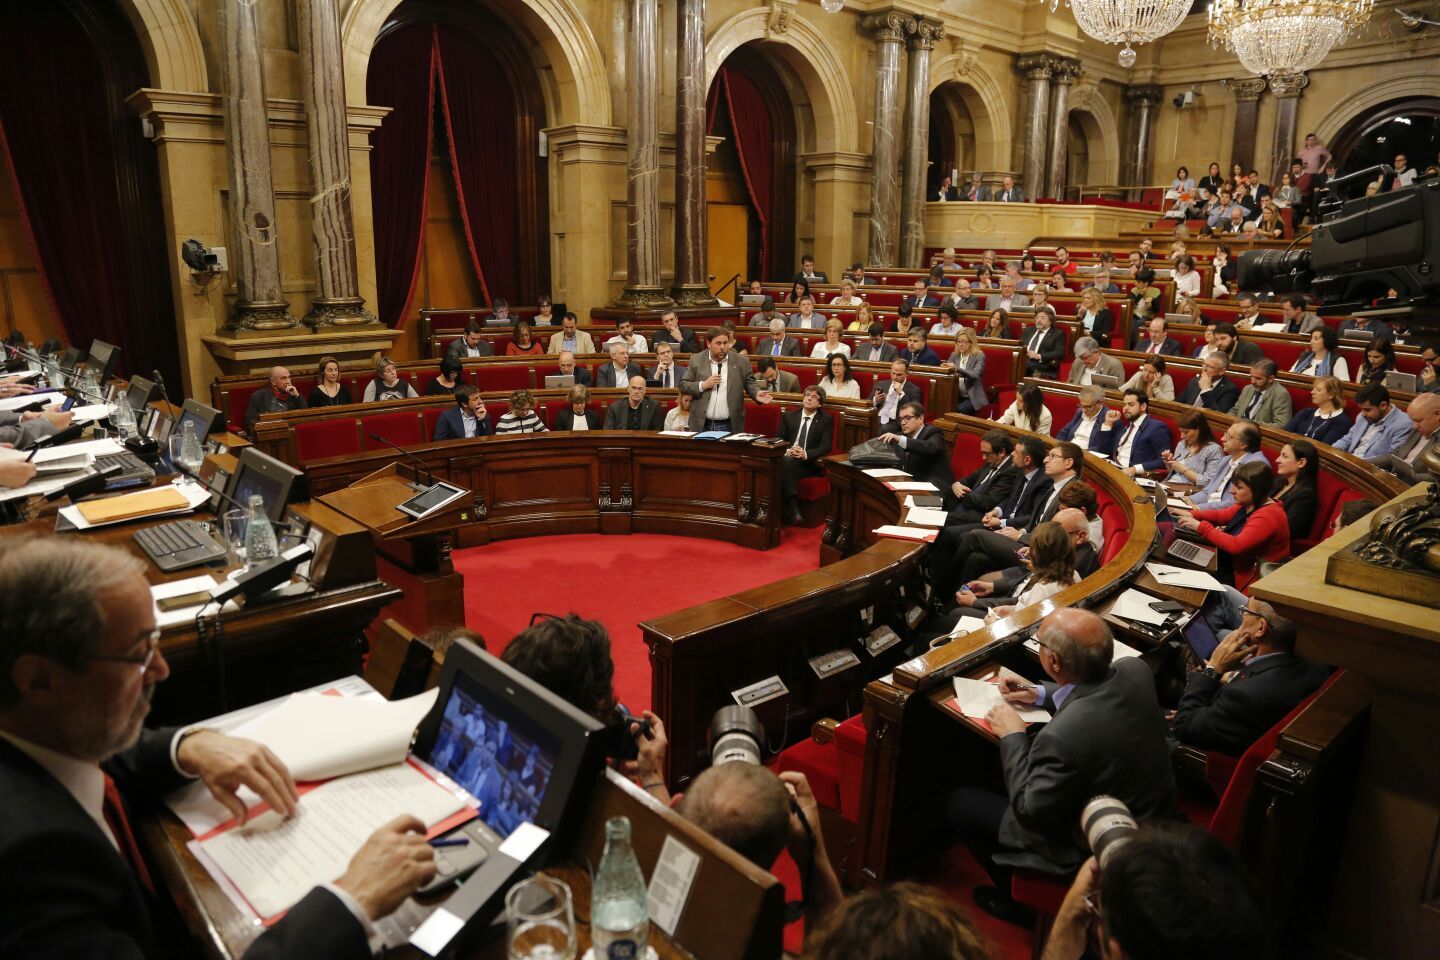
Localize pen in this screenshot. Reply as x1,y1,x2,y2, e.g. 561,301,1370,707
24,445,39,462
429,837,469,848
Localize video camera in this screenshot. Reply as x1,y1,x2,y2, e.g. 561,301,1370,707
1237,167,1440,333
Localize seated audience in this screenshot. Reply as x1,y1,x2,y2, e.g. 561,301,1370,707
792,294,827,330
663,391,694,432
872,359,921,432
646,342,684,390
494,389,547,434
1274,438,1320,540
1020,308,1065,378
1066,336,1124,386
829,278,863,307
1129,268,1162,326
785,279,811,305
1290,325,1349,380
0,538,435,959
603,377,663,431
1229,357,1292,428
853,322,896,363
779,386,834,525
1333,383,1415,462
944,327,987,414
805,882,991,960
1173,255,1201,299
945,429,1018,524
1056,384,1106,449
363,356,417,402
947,279,981,311
794,254,827,285
553,384,600,431
447,320,495,360
309,356,353,407
998,382,1053,435
1177,461,1290,591
964,520,1081,624
899,329,940,367
556,351,592,387
1092,389,1171,477
1282,375,1351,445
651,310,701,353
1191,322,1220,360
760,317,803,358
1137,316,1181,356
1160,410,1225,488
1419,342,1439,392
1178,352,1240,412
1329,498,1377,539
532,295,555,326
1214,321,1265,368
845,301,875,332
1186,420,1268,510
484,299,513,325
1258,205,1286,239
604,318,648,354
547,312,595,355
244,365,306,434
1075,287,1113,346
755,357,800,394
978,308,1008,340
930,303,963,338
810,319,852,359
1392,391,1440,474
1338,313,1392,342
949,608,1175,924
1003,261,1033,293
1279,293,1324,335
984,277,1029,313
1355,338,1397,386
876,401,953,493
818,353,860,400
1088,269,1119,295
749,296,786,328
597,344,644,388
505,320,543,356
850,261,879,285
893,304,917,337
423,355,463,396
433,384,492,440
1122,356,1175,402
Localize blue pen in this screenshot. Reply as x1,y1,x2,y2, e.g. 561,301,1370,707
429,837,469,848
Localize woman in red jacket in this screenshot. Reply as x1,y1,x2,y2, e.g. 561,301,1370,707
1175,460,1289,592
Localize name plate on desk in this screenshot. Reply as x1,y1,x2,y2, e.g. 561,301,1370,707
731,676,788,707
808,648,861,679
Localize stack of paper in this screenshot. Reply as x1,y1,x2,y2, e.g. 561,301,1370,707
945,614,988,638
1112,638,1143,660
886,480,940,493
873,524,937,543
59,479,211,529
904,507,949,528
862,468,910,479
1145,562,1226,592
951,676,1049,724
1110,589,1171,626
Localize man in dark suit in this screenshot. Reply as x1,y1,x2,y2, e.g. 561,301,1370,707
434,384,494,440
650,310,701,354
945,429,1019,524
779,386,834,524
876,401,953,494
1020,310,1066,378
596,344,645,388
994,175,1024,202
646,342,686,390
792,254,827,285
853,323,898,363
1214,322,1264,368
951,608,1176,923
871,358,922,433
680,327,772,431
556,351,593,387
932,175,959,201
1090,390,1173,477
603,376,664,430
755,358,801,394
244,365,307,435
1178,353,1240,412
849,262,879,286
1137,317,1183,357
1172,598,1329,755
1055,385,1108,450
0,538,437,959
444,320,496,362
758,317,803,359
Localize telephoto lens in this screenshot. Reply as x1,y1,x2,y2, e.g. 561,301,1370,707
1081,795,1138,870
708,705,766,766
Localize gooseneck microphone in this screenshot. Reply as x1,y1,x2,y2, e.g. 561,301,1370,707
368,433,436,488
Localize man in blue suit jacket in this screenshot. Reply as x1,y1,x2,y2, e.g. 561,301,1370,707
1090,390,1173,476
1055,385,1108,451
433,385,494,441
1188,421,1268,510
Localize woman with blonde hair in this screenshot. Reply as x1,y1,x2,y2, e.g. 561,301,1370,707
829,278,863,308
663,390,694,432
810,319,851,359
944,327,987,414
846,301,875,332
309,355,352,407
1281,375,1352,445
1077,286,1114,347
363,356,418,402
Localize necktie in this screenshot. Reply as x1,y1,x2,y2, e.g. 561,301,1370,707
103,773,155,895
1149,341,1160,355
663,369,671,388
1004,473,1032,518
1117,423,1135,464
773,341,781,356
797,415,811,451
1245,390,1262,418
1028,330,1044,354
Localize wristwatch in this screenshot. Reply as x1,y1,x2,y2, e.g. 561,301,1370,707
1201,665,1221,681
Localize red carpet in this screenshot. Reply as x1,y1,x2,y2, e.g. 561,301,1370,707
454,526,824,714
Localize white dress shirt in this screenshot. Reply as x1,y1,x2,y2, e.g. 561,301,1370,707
705,357,730,420
1072,412,1100,449
1113,414,1146,468
605,333,649,353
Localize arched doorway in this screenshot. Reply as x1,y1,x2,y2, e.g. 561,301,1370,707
367,1,550,325
1332,97,1440,175
929,82,980,189
706,47,798,284
1065,115,1092,195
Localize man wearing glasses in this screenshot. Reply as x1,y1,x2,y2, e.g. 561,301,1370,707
1170,597,1328,755
0,538,435,959
876,401,953,495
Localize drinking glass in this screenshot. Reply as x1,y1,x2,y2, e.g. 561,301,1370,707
168,433,187,474
506,876,577,960
222,508,248,566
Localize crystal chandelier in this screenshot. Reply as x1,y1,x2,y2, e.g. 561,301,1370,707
1048,0,1192,67
820,0,844,12
1207,0,1375,76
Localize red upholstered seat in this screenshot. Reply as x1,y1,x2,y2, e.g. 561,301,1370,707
773,714,866,822
1260,339,1304,372
1045,390,1080,429
775,737,841,814
475,365,533,392
1099,503,1131,565
834,715,867,822
422,406,445,440
949,429,981,479
744,401,781,436
850,370,875,396
796,477,829,502
295,419,361,462
361,411,425,449
225,384,261,432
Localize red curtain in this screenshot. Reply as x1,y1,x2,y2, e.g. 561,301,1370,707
0,2,177,383
719,67,774,280
436,27,522,305
367,24,437,329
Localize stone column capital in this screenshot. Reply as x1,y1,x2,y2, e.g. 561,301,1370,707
1016,54,1055,81
861,11,916,44
909,18,945,50
1124,84,1163,105
1268,71,1308,98
1224,77,1268,102
1050,58,1082,85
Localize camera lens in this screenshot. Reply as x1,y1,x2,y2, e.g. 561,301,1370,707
709,705,765,766
1082,795,1138,870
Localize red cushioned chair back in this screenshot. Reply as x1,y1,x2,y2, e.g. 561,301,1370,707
778,364,815,387
225,384,261,432
532,361,562,382
850,370,875,396
423,406,445,440
980,345,1018,396
1168,366,1199,397
744,401,782,436
1099,502,1130,565
928,339,955,362
1260,339,1305,372
475,365,533,392
295,419,362,463
1046,390,1080,429
834,715,867,823
341,373,369,398
361,411,425,449
950,429,982,478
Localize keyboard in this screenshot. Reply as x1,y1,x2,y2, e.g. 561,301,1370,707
1168,537,1217,568
96,451,155,489
133,519,228,572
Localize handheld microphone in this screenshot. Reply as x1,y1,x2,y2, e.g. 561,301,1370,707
368,433,436,488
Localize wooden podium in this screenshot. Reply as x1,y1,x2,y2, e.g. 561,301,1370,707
317,463,473,634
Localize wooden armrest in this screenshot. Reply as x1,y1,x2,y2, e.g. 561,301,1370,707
1277,670,1370,763
811,718,840,744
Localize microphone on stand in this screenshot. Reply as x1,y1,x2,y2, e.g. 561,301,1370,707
368,433,436,489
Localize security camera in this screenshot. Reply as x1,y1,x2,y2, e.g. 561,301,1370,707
1172,94,1184,108
181,239,227,273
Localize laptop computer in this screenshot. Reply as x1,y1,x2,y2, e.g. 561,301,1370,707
1162,523,1217,568
1384,371,1418,393
1164,312,1192,325
1387,452,1432,483
543,374,575,389
1091,373,1122,390
739,294,766,306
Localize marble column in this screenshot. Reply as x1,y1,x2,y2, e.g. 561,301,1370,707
1124,85,1162,191
296,0,374,327
1267,71,1308,186
862,11,913,268
670,0,715,305
1224,77,1268,175
218,0,295,330
1044,60,1081,200
898,19,944,268
615,0,671,307
1016,55,1055,203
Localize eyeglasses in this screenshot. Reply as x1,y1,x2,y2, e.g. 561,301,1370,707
898,414,919,423
86,628,162,674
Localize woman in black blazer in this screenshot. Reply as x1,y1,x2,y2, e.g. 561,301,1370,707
1275,438,1320,540
552,384,602,431
1077,287,1114,347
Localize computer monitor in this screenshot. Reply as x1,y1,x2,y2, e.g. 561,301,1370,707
177,397,224,438
126,375,159,413
414,638,604,839
225,446,305,523
88,340,120,383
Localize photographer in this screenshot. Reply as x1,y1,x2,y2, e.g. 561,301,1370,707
1041,822,1262,960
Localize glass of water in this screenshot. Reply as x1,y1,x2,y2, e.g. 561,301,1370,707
506,876,577,960
222,508,248,566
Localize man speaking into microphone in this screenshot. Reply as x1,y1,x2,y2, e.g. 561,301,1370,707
679,328,772,432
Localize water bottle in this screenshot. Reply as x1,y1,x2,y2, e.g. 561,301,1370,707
111,396,138,439
242,494,278,563
179,419,204,471
590,817,648,960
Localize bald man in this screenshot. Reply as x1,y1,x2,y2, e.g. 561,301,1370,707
1392,392,1440,477
602,376,663,431
949,608,1176,924
244,365,306,435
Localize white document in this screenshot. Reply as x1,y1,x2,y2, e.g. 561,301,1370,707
658,430,695,437
945,615,989,638
1112,638,1143,660
647,834,701,936
35,437,123,460
1145,562,1227,592
873,524,936,542
0,390,63,411
67,403,114,424
1111,589,1171,626
197,763,468,920
0,467,95,502
57,479,211,530
951,676,1049,724
905,507,949,528
886,480,940,492
863,468,910,479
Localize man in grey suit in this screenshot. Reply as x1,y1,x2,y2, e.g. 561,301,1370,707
983,277,1030,313
680,327,773,431
749,296,786,327
1066,337,1125,386
1228,358,1292,428
791,295,827,331
446,321,494,361
853,323,898,364
757,317,803,359
950,608,1176,924
596,343,644,388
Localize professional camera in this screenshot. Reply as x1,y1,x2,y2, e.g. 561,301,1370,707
1081,795,1138,870
1237,168,1440,333
708,705,766,766
599,703,652,763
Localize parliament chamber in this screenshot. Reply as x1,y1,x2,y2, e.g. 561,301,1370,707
1,1,1439,959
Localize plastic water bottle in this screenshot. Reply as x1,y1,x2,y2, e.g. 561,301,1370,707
590,817,648,960
111,396,138,439
242,494,278,563
179,419,204,471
